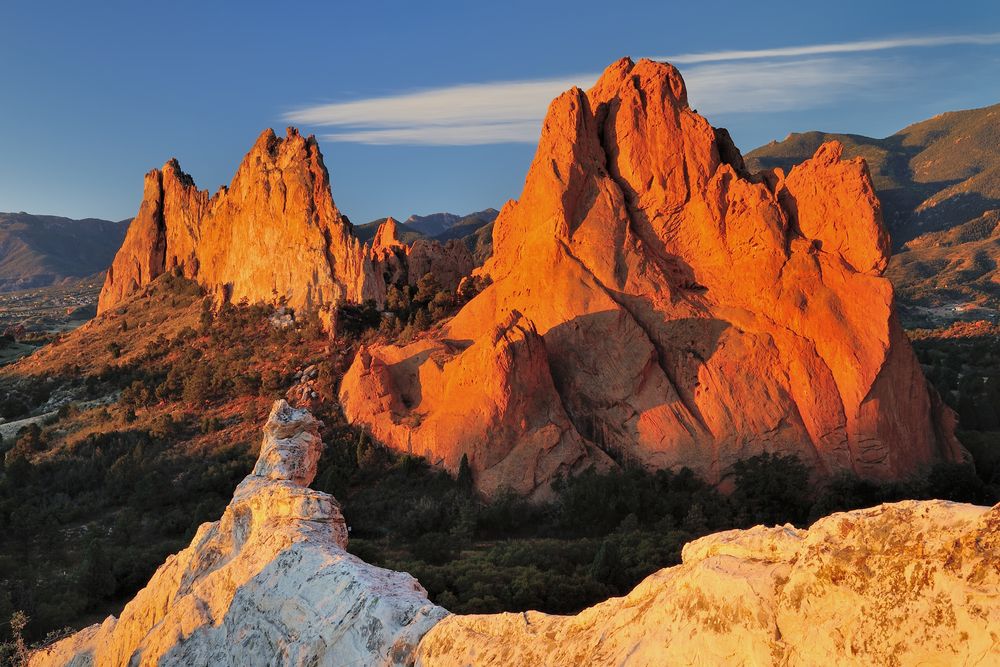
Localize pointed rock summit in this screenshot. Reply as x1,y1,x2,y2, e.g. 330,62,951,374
341,58,963,497
99,129,477,318
370,216,407,256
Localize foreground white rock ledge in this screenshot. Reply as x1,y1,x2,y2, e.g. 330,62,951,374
416,500,999,666
31,401,446,667
34,401,999,666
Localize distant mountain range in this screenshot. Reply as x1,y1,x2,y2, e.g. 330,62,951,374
352,209,499,245
0,212,128,292
746,103,1000,323
4,101,997,321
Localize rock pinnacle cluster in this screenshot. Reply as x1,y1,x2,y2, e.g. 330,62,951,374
98,129,472,317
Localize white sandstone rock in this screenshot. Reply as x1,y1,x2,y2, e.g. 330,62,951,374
415,499,1000,667
32,401,999,666
31,400,446,667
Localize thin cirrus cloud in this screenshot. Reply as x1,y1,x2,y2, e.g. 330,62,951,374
284,74,587,146
283,32,1000,146
656,31,1000,64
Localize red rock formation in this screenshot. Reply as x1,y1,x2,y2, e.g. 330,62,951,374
340,58,963,497
99,128,383,315
100,132,477,318
368,217,475,292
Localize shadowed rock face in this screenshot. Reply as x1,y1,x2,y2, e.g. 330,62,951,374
98,130,473,318
30,401,446,667
341,57,963,498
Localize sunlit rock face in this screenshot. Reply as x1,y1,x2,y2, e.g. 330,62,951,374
340,57,963,498
35,451,999,667
31,401,446,667
98,128,385,316
369,216,475,290
97,129,474,320
416,500,1000,666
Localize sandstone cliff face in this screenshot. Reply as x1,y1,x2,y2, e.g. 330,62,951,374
100,130,476,317
340,58,962,497
417,500,1000,666
34,415,999,666
99,128,382,315
31,401,446,667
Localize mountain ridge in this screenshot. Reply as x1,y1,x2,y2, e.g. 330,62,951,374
0,212,128,292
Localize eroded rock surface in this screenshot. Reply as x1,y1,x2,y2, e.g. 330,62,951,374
416,500,1000,666
37,484,998,666
31,401,445,667
99,128,384,315
369,217,475,292
341,57,962,497
98,130,474,318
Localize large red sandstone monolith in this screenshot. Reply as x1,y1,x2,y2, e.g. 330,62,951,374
340,58,963,497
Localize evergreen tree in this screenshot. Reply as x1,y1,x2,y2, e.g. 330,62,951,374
456,454,474,494
589,539,619,585
79,540,116,603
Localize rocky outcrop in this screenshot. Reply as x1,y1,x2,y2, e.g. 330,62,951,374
31,401,446,667
98,128,385,315
417,500,1000,666
34,426,999,666
345,311,612,496
340,57,962,497
368,217,475,292
99,131,478,318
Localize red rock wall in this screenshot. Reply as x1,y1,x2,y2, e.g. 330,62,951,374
99,129,473,317
340,58,962,497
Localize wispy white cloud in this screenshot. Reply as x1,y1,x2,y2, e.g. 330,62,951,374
283,32,1000,145
315,121,546,146
686,58,891,114
285,75,586,145
657,32,1000,64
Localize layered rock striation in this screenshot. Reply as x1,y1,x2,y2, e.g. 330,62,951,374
341,57,963,497
31,401,446,667
98,129,473,317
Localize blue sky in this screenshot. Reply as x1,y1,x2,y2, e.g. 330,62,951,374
1,1,999,224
